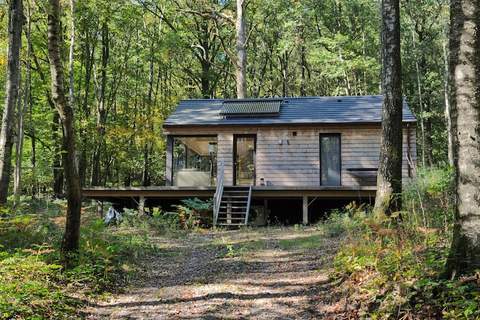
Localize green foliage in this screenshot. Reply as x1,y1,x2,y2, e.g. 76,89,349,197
172,198,213,229
330,168,479,319
0,201,161,319
0,250,77,319
317,202,370,238
403,166,455,230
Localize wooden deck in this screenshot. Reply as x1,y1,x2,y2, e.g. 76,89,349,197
82,185,376,199
83,185,376,225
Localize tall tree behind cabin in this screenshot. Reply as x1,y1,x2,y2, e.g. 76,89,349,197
0,0,23,205
374,0,403,216
235,0,246,98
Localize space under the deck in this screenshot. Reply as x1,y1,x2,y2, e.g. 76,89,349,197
83,186,375,224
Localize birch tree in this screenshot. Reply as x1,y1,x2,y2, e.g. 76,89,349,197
0,0,23,204
445,0,480,277
235,0,246,98
374,0,403,216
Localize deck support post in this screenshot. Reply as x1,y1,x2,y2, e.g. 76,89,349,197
96,200,104,218
138,196,146,215
302,196,308,225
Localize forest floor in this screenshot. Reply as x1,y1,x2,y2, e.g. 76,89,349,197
84,226,346,319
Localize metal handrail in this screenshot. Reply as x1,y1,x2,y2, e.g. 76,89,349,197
244,185,252,225
213,160,224,226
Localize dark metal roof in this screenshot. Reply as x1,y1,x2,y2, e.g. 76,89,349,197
220,99,282,116
164,96,417,127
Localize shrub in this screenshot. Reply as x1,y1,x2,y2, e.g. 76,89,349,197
0,250,78,319
172,198,213,229
330,167,479,319
0,201,162,319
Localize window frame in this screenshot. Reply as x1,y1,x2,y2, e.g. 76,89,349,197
319,133,342,186
170,135,218,186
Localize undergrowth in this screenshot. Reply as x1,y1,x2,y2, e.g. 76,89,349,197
326,167,480,319
0,198,182,319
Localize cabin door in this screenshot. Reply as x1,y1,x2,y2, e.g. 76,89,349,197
233,135,256,186
320,134,341,186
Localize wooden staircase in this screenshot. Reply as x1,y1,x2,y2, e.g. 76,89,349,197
215,186,252,226
213,161,252,227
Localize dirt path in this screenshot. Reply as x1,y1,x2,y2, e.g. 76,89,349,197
85,227,345,319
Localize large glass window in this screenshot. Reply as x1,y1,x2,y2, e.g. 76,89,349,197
173,136,217,186
320,134,341,186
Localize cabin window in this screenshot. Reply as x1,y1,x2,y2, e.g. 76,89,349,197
320,134,341,186
172,136,217,186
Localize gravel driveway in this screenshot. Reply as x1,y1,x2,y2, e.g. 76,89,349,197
85,227,346,319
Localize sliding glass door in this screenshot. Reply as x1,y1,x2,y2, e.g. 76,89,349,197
320,134,341,186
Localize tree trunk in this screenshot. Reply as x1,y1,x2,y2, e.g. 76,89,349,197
412,30,426,167
14,3,31,205
79,31,95,187
424,115,434,166
47,0,82,257
31,49,64,195
235,0,246,98
443,40,454,167
91,22,109,186
142,44,155,187
299,26,307,96
444,0,480,277
374,0,403,217
68,0,76,107
0,0,23,205
52,115,64,197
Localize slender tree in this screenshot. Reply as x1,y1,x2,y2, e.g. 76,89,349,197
443,39,454,167
0,0,23,205
68,0,76,107
445,0,480,277
14,0,32,206
47,0,83,256
235,0,246,98
91,22,109,186
374,0,403,216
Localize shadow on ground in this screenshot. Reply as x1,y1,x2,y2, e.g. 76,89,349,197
85,227,346,319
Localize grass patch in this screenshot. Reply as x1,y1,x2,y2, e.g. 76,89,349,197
278,234,324,250
212,235,267,258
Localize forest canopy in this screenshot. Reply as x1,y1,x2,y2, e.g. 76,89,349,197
0,0,449,193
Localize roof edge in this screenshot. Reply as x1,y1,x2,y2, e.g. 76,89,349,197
163,120,417,129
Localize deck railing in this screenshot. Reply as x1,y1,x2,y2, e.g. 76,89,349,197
244,185,252,225
213,160,224,226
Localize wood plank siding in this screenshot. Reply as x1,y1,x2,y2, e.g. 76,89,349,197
164,124,416,187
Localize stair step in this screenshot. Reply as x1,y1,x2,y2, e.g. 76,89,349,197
214,185,252,227
218,212,247,216
222,195,248,198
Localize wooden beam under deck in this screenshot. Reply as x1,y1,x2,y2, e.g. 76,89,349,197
82,186,376,200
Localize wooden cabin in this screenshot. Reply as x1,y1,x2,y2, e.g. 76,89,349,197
162,96,416,226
